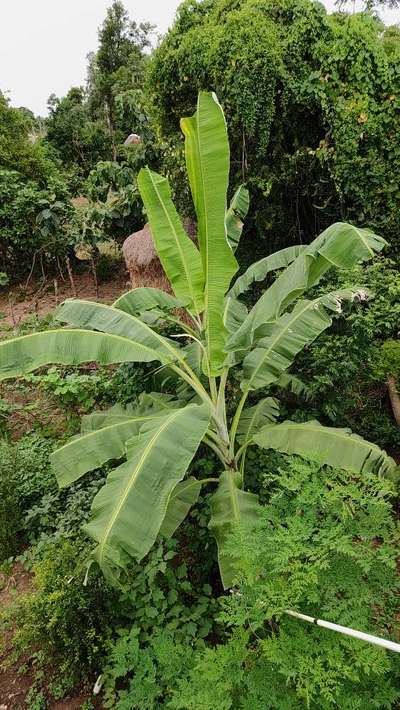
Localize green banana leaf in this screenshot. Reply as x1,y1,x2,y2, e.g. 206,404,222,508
113,287,187,316
56,299,180,364
52,394,181,488
85,402,210,582
81,393,180,432
159,477,202,538
137,167,204,316
181,92,238,374
228,245,305,299
225,185,250,252
241,289,363,392
227,223,386,352
0,328,164,382
237,397,279,446
223,296,248,336
209,470,261,589
254,420,397,480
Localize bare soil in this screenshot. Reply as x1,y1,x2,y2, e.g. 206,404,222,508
0,268,129,331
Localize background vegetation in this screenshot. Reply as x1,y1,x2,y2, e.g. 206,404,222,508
0,1,399,708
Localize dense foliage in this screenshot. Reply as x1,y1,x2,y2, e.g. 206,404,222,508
148,0,400,256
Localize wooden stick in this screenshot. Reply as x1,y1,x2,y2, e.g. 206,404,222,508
54,278,59,306
90,256,99,299
66,256,77,298
8,293,17,330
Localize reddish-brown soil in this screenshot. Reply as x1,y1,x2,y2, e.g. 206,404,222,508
0,268,129,331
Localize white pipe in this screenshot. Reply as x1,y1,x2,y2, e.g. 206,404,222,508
285,610,400,653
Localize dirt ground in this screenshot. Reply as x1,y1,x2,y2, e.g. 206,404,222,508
0,564,104,709
0,268,129,331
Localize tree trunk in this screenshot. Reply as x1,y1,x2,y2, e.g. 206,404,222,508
387,376,400,427
105,97,117,162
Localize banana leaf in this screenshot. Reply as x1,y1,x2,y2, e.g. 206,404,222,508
209,470,261,589
225,185,250,252
53,394,181,488
228,245,305,299
228,223,386,351
241,289,363,392
237,397,279,446
159,477,202,538
55,299,181,364
137,168,204,316
254,420,397,480
0,328,167,382
113,288,187,316
85,402,210,582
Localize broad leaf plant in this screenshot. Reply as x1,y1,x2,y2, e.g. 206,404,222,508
0,93,397,587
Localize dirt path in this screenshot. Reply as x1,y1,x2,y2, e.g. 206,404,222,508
0,268,129,331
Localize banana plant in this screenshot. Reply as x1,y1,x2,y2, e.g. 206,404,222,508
0,92,397,587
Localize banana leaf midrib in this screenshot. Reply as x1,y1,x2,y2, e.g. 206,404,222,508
97,408,184,567
194,105,212,353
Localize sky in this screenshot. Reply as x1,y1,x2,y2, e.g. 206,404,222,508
1,0,399,116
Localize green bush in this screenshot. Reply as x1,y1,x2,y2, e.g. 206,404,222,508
0,168,72,278
10,539,119,696
148,0,400,255
289,257,400,449
0,441,23,561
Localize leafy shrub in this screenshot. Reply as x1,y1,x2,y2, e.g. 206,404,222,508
0,168,72,277
103,534,218,708
0,441,23,560
26,366,113,412
11,538,119,695
290,257,400,449
0,434,56,561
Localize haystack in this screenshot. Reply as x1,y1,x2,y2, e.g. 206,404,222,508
122,220,196,293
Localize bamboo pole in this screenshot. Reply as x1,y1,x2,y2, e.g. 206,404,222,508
285,610,400,653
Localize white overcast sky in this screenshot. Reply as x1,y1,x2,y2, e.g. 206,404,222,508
1,0,399,116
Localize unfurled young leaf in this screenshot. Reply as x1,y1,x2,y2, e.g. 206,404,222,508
181,92,238,374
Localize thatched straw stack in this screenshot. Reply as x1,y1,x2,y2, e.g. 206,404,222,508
122,220,196,294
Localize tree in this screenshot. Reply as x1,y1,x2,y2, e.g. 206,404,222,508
87,1,153,159
0,92,55,185
0,93,396,587
45,88,110,174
